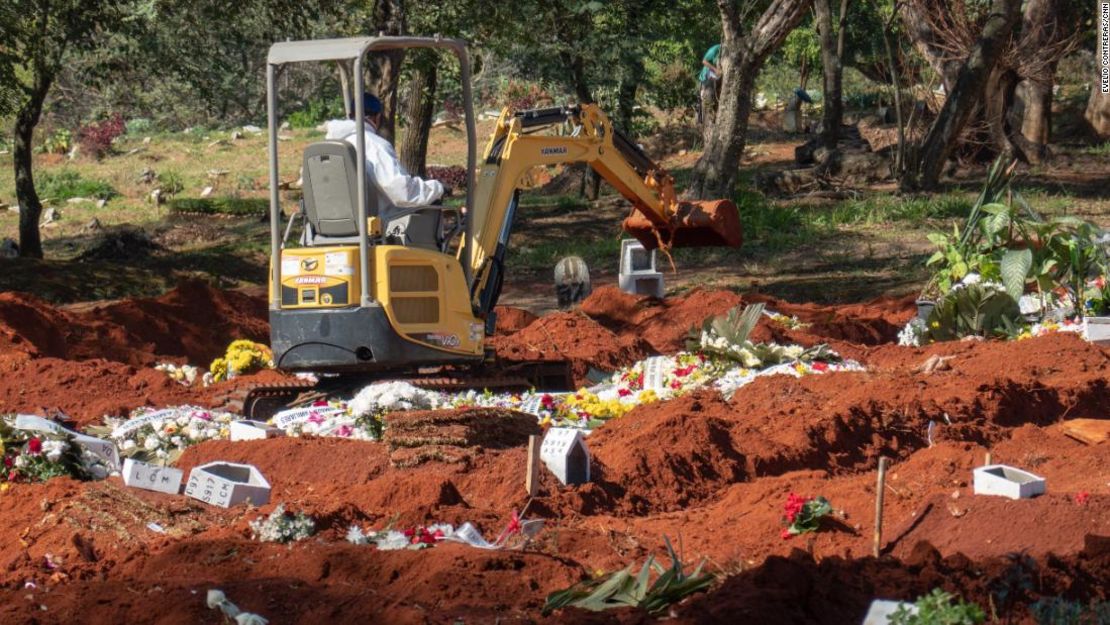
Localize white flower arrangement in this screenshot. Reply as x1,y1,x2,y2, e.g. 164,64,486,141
249,504,315,543
348,381,442,416
104,406,237,463
154,362,203,386
898,318,928,347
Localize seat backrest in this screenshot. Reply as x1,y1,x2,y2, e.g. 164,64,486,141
302,141,377,237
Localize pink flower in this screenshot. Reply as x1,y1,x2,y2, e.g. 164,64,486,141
1075,492,1090,505
335,425,353,438
669,379,682,390
8,470,17,481
3,455,11,468
812,362,829,372
192,411,212,422
27,438,42,455
781,528,793,540
306,413,325,425
617,388,632,397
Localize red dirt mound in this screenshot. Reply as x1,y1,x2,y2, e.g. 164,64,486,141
493,305,539,335
0,280,268,368
83,279,269,365
580,285,744,353
666,539,1110,625
491,310,651,385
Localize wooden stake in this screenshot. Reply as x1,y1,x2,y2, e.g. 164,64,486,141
873,456,889,558
985,451,992,466
526,435,541,497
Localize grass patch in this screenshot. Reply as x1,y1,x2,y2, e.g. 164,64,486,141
38,169,118,201
168,197,269,216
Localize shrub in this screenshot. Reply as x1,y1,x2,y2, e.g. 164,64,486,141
39,129,73,155
77,114,125,159
125,118,153,135
288,97,344,129
157,170,185,197
167,197,269,216
37,170,118,201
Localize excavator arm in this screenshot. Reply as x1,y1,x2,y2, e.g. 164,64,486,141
462,103,742,318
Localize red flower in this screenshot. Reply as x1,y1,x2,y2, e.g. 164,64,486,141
312,399,329,407
1075,492,1090,505
541,394,555,409
27,438,42,455
617,388,632,397
784,493,809,523
781,528,793,540
7,470,17,481
811,362,829,372
3,455,11,468
674,365,696,378
669,379,682,390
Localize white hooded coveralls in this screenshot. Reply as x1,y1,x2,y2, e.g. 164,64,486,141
323,119,444,238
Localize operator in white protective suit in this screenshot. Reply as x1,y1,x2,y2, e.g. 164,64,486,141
323,92,453,244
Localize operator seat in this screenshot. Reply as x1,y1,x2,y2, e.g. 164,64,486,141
300,140,443,250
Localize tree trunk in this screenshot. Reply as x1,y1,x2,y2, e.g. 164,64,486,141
13,74,52,259
366,0,406,144
1086,19,1110,139
903,0,1022,191
397,63,438,177
1016,79,1050,146
815,0,842,148
689,0,812,200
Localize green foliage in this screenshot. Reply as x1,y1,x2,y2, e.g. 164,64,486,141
287,97,344,129
39,129,73,155
167,197,269,216
37,169,118,201
924,284,1022,342
125,118,153,135
542,536,713,616
157,170,185,197
891,589,986,625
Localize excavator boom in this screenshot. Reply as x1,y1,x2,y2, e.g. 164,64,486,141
464,104,742,316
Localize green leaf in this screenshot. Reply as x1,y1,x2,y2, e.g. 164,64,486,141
1000,248,1032,300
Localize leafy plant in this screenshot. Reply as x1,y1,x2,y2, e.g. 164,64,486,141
157,170,185,197
37,169,118,201
125,118,152,135
38,128,73,155
891,588,986,625
287,97,343,129
542,537,713,616
924,284,1023,342
687,303,839,368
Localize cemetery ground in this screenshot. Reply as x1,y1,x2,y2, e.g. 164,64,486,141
0,116,1108,623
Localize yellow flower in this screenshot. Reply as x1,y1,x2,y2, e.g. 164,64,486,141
1,483,10,493
930,321,940,328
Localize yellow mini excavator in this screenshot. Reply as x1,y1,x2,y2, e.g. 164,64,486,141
252,36,741,412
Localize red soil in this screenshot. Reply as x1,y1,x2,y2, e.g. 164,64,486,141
0,285,1107,624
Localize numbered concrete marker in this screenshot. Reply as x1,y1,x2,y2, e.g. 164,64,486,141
973,464,1046,500
184,462,271,508
122,458,183,495
540,427,590,485
229,420,284,442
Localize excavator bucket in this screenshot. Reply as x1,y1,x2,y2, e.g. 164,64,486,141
622,199,743,250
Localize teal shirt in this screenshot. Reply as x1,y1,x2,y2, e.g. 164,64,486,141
699,44,721,83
